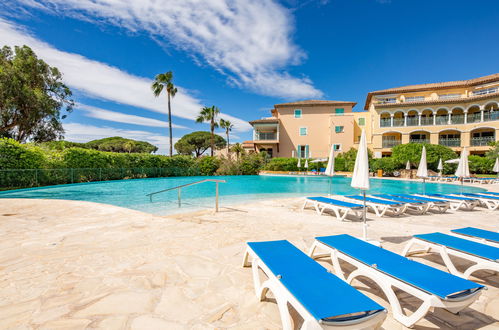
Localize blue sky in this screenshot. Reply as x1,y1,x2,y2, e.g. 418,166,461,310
1,0,499,153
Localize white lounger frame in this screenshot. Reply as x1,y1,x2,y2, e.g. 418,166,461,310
341,197,407,217
242,247,387,330
403,237,499,279
373,196,431,215
309,240,482,328
451,232,499,248
416,195,478,211
302,198,363,221
459,195,499,211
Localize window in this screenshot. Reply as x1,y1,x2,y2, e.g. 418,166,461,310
377,97,396,104
439,93,461,100
405,96,425,102
358,117,365,126
299,127,307,136
294,109,302,118
335,126,344,133
297,145,309,158
333,144,341,151
335,108,344,115
472,87,499,96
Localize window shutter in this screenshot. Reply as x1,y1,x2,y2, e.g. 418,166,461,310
305,145,309,158
297,145,301,158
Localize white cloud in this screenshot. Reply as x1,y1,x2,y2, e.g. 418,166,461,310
77,104,187,129
7,0,323,99
63,122,175,154
0,18,252,132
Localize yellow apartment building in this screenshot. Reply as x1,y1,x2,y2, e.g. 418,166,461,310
364,73,499,157
244,100,368,158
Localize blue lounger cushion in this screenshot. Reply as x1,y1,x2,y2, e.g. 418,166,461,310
463,193,499,200
373,194,425,204
415,232,499,261
308,197,363,209
345,195,403,206
247,240,384,321
426,194,475,201
482,191,499,196
315,234,484,299
395,194,447,203
452,227,499,244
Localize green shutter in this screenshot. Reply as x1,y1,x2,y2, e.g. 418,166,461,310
335,108,344,115
297,145,301,158
305,145,309,158
358,118,365,126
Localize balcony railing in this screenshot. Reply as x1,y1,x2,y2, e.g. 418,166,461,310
439,138,461,147
471,136,495,146
410,139,429,144
393,118,404,127
468,113,481,123
451,115,465,124
406,117,418,126
421,117,433,125
255,132,277,140
382,139,401,148
435,116,448,125
380,118,391,127
484,111,499,122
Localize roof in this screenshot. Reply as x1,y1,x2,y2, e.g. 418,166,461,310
275,100,357,107
364,73,499,109
248,118,279,125
373,90,499,109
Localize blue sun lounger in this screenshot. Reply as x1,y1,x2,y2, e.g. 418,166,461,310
242,240,386,329
309,234,484,328
481,191,499,196
452,227,499,248
302,197,364,221
343,195,406,216
372,194,430,214
425,193,479,211
404,232,499,279
393,194,450,213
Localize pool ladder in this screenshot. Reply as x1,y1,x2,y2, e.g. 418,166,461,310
146,179,226,212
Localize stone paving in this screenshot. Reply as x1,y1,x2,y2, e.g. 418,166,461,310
0,183,498,329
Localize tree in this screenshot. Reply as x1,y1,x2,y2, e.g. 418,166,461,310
0,45,74,142
84,137,158,153
391,143,457,172
174,131,226,157
231,143,244,160
152,71,177,156
196,105,220,156
485,141,499,159
219,118,233,157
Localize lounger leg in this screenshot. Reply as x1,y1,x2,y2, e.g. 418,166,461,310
437,246,462,277
402,239,431,256
330,249,347,281
242,248,251,267
258,278,294,330
463,263,499,278
301,200,308,211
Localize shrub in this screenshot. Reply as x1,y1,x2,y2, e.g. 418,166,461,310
263,157,299,171
370,157,402,175
196,156,220,176
0,138,47,169
392,143,457,172
469,155,495,174
238,153,265,175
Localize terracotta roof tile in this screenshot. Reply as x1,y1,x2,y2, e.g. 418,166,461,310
275,99,356,107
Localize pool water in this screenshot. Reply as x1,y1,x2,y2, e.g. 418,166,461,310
0,175,485,215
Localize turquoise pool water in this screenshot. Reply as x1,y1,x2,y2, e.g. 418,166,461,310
0,175,485,215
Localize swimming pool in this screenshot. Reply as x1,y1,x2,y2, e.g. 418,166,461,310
0,175,485,215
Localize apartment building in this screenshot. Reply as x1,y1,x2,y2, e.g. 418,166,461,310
244,100,367,158
364,73,499,157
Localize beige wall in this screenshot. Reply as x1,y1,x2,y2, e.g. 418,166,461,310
275,104,355,158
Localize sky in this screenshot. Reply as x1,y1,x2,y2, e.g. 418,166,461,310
1,0,499,154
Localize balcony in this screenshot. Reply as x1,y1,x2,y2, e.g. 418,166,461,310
484,111,499,122
380,118,391,127
255,132,277,141
392,118,404,127
439,138,461,147
451,115,465,124
382,139,401,148
435,116,448,125
471,136,495,146
468,113,481,123
420,117,433,125
410,139,429,144
406,117,418,126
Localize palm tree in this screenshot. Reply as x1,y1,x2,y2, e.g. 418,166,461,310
219,118,233,157
152,71,177,156
196,106,220,156
231,143,244,160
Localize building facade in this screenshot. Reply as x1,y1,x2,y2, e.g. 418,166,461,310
364,73,499,157
245,100,367,158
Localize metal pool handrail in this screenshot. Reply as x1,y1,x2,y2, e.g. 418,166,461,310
146,179,226,212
